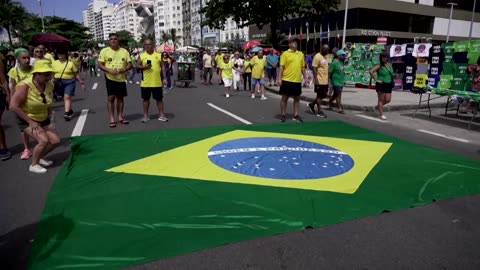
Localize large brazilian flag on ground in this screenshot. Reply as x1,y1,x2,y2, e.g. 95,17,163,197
29,121,480,269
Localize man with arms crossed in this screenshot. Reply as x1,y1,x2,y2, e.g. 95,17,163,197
277,39,306,122
308,44,329,118
137,39,168,123
97,33,132,128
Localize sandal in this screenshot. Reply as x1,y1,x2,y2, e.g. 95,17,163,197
338,110,346,114
109,122,116,128
118,119,129,125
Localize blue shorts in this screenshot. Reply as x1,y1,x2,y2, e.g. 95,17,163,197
62,79,77,96
252,77,265,86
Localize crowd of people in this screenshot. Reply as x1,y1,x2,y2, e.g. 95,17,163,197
7,33,477,174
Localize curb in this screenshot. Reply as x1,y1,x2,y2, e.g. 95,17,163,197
264,86,446,112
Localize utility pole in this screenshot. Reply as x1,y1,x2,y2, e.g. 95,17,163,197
469,0,477,41
446,2,457,42
38,0,45,32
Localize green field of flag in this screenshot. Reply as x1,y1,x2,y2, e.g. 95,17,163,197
28,121,480,269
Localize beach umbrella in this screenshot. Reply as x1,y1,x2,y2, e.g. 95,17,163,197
31,32,71,47
156,43,172,53
250,46,263,53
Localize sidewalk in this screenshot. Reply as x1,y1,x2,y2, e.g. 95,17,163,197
265,84,447,112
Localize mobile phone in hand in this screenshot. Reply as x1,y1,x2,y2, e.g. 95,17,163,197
146,60,152,66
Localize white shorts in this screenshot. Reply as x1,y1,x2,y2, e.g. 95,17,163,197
223,78,233,87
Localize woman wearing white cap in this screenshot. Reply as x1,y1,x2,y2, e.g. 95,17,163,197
9,60,61,174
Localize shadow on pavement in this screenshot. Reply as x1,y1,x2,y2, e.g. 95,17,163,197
0,213,74,270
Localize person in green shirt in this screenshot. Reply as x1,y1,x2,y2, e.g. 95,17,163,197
87,54,97,77
129,52,139,84
328,50,347,114
369,53,394,120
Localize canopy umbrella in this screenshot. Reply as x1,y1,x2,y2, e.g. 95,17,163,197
263,47,280,55
250,46,263,53
177,46,199,53
156,44,172,53
30,32,71,47
242,40,260,50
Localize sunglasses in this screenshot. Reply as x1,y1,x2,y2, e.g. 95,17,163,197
40,93,46,104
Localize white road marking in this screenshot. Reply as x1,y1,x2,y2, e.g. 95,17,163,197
92,82,98,90
207,103,252,125
417,129,470,143
71,109,89,137
356,114,388,123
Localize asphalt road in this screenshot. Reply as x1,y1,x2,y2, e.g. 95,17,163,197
1,71,479,270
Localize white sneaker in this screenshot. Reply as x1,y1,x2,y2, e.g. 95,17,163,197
135,81,140,84
158,115,168,122
39,159,53,167
251,94,255,99
141,116,150,123
128,81,133,84
380,115,387,120
226,94,230,98
261,95,268,100
29,164,47,174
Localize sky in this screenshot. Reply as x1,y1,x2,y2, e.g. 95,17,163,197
21,0,119,23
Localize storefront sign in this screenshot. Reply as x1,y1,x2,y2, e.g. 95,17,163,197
252,33,267,38
361,30,391,37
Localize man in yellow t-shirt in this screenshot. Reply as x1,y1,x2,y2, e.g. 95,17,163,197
136,39,168,123
250,51,267,100
97,32,132,127
278,39,306,122
308,44,329,118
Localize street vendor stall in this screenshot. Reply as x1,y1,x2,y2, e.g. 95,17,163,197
413,86,479,129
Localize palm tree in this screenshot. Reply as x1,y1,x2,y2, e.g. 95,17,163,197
0,0,28,47
168,28,182,52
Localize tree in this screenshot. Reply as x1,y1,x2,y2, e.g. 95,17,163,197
201,0,339,48
140,33,155,44
232,33,245,50
116,30,135,48
0,0,28,47
17,15,92,50
261,30,286,46
160,32,171,44
168,28,181,50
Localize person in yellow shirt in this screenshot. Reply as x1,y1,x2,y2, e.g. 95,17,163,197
53,49,85,121
250,50,267,100
219,54,233,98
9,60,60,173
97,32,132,128
136,39,168,123
243,54,252,92
7,48,34,160
308,44,329,118
43,47,55,64
277,39,306,122
0,52,11,160
215,51,224,84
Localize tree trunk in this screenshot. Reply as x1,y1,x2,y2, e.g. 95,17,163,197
7,26,13,48
269,22,278,49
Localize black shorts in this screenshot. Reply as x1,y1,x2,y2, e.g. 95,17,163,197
105,76,128,97
376,82,393,93
279,81,302,97
141,87,163,101
18,117,51,131
314,84,329,96
0,92,6,113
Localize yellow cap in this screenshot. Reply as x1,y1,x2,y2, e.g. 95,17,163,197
32,59,55,74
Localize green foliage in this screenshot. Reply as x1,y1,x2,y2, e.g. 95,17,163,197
115,30,136,48
140,33,156,44
160,32,171,43
201,0,339,48
0,0,28,47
